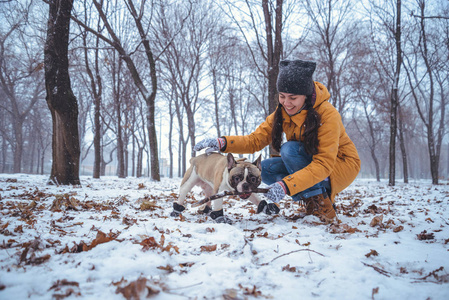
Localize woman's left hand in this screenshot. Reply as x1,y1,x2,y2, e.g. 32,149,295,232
266,181,287,203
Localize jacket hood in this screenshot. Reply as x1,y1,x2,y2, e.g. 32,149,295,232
313,81,331,109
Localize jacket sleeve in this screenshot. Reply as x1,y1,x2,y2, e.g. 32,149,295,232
222,113,275,154
283,105,341,196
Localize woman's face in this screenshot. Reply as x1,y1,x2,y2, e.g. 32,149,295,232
278,92,306,116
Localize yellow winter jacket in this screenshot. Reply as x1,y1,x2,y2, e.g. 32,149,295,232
223,81,361,202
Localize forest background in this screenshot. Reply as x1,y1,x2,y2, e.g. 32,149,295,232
0,0,448,186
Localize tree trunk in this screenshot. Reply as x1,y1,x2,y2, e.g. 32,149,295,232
186,105,196,159
418,0,438,184
370,148,381,182
82,28,102,179
398,105,408,183
262,0,283,156
168,98,174,178
112,57,126,178
93,92,102,179
262,0,283,116
136,147,143,178
12,121,23,173
212,68,222,137
44,0,80,185
178,137,182,177
388,0,402,186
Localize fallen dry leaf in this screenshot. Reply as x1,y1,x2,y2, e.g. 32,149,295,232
239,284,262,297
140,237,159,252
282,264,296,272
370,215,383,227
115,277,159,300
328,223,360,234
50,194,79,212
48,279,81,300
83,231,119,251
365,249,379,258
140,201,161,211
60,231,119,253
200,244,217,252
157,265,175,273
417,230,434,241
393,225,404,233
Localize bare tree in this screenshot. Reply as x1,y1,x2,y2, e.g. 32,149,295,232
220,0,288,115
72,0,168,180
368,0,403,186
0,1,45,173
207,28,239,137
348,29,387,181
44,0,80,185
302,0,356,117
389,0,402,186
403,0,448,184
78,1,104,179
158,1,215,163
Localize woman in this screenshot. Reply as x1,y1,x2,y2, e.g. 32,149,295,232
194,59,361,222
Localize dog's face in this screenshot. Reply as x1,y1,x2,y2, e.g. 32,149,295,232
226,153,262,199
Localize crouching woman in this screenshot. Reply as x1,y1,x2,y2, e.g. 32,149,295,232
194,59,361,222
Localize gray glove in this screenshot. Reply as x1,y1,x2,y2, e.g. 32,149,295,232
266,181,287,203
194,138,225,153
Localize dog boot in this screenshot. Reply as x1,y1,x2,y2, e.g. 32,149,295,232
257,200,280,215
303,193,336,223
210,209,232,224
170,202,186,217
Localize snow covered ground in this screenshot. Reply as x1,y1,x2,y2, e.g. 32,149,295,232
0,173,448,300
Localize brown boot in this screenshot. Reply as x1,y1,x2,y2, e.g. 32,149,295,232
304,193,336,222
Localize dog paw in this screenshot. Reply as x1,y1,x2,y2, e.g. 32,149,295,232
170,211,180,217
210,209,232,224
170,203,186,217
213,216,233,224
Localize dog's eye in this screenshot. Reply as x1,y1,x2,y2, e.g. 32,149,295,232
233,176,242,183
248,175,258,184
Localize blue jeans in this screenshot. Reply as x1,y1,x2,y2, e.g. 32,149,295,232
261,141,330,201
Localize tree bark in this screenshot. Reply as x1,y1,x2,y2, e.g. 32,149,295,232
81,25,102,179
44,0,80,185
388,0,402,186
112,56,126,178
262,0,283,116
398,105,408,183
418,0,438,184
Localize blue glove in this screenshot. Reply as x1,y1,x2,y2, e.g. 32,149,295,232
194,138,225,154
266,181,287,203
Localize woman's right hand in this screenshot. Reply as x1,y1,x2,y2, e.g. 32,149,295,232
193,138,220,153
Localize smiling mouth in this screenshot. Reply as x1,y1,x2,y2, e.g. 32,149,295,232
284,106,297,114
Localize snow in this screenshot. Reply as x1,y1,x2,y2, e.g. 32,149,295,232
0,174,448,299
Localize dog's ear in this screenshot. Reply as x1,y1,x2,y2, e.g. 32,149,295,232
252,155,262,170
227,153,237,171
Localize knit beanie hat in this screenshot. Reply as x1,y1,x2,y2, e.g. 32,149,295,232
276,59,316,95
